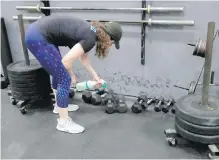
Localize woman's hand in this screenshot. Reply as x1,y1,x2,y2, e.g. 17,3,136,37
93,75,102,87
71,75,78,84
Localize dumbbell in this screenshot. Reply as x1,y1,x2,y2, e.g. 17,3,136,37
162,98,175,113
171,107,176,114
146,97,156,106
154,97,164,112
105,94,128,114
105,94,117,114
131,95,148,113
69,89,75,98
116,95,128,113
82,89,105,104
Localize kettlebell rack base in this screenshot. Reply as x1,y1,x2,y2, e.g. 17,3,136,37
164,128,219,159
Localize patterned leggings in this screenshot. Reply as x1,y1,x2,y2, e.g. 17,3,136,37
25,22,71,108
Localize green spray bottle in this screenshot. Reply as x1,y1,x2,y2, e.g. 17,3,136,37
76,79,107,91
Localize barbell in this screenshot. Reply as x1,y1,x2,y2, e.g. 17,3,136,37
12,16,195,26
16,4,184,13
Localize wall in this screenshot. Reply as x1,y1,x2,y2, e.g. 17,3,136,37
1,0,219,100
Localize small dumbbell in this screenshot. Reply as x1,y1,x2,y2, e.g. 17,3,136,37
171,107,176,114
82,89,104,104
162,98,175,113
69,89,75,98
131,95,148,113
146,97,156,106
154,97,164,112
116,95,128,113
91,90,108,106
105,97,117,114
101,89,115,105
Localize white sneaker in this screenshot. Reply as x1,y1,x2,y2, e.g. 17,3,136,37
56,117,85,134
53,104,79,114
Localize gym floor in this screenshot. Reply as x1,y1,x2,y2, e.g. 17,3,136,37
1,88,209,159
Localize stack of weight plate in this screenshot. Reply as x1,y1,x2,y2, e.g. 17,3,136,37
7,59,53,104
174,94,219,145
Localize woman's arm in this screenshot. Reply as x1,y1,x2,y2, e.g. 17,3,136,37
62,43,85,76
79,53,100,80
62,42,100,82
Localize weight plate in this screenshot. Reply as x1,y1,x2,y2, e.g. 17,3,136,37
8,73,36,80
188,81,196,94
193,39,200,56
8,77,36,84
11,90,38,97
175,94,219,126
175,116,219,136
7,59,42,75
10,82,36,88
10,86,38,93
175,121,219,144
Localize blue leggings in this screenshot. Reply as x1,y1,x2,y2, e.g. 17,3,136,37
25,22,71,108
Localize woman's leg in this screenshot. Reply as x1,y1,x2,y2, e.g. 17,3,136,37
25,31,84,133
51,52,79,114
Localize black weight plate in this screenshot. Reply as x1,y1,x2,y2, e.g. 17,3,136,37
13,94,41,101
11,86,38,93
11,90,38,97
8,77,36,84
175,116,219,136
8,73,36,80
7,59,42,75
175,94,219,126
175,121,219,144
10,82,36,88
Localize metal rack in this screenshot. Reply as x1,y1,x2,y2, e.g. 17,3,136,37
14,1,195,66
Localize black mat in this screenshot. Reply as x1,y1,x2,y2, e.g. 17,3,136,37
1,89,208,159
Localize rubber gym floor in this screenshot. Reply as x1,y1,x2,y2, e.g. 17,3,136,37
1,88,211,159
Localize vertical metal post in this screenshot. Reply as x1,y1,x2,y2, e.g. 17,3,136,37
41,0,51,16
201,22,215,106
17,14,30,66
141,0,146,65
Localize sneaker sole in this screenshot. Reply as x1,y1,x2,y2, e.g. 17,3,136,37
53,107,79,114
56,126,85,134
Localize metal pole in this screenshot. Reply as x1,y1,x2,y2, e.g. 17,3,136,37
201,22,215,106
17,14,30,66
13,16,195,26
16,5,184,12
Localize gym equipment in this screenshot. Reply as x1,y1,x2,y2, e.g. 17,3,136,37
174,81,197,95
105,95,117,114
104,92,128,114
116,95,128,113
7,14,54,114
40,0,50,16
188,30,218,59
16,4,184,13
12,14,194,66
154,97,164,112
131,94,148,113
82,89,105,104
12,16,195,26
1,17,13,89
146,97,157,106
208,144,219,159
161,98,175,113
188,39,206,58
164,22,219,159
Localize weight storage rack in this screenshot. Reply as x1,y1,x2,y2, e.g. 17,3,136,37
14,0,195,66
7,14,55,114
164,21,219,160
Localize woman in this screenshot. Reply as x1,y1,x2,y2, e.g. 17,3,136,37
25,15,123,134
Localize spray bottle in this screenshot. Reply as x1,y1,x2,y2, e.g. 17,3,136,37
76,79,107,91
